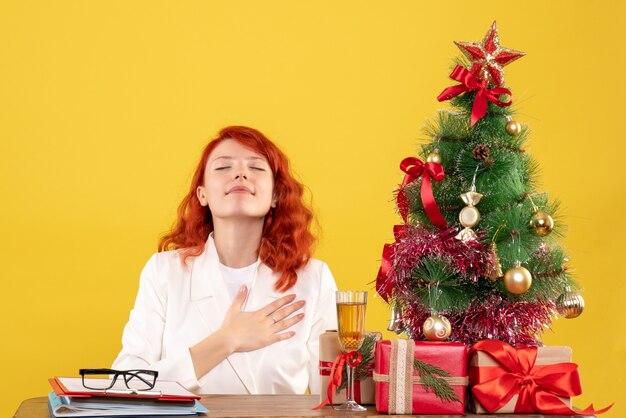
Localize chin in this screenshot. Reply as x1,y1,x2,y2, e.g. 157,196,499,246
214,208,270,220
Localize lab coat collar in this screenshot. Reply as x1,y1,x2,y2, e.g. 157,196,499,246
190,234,284,302
189,234,228,302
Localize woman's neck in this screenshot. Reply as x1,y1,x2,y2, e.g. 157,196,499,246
212,217,264,268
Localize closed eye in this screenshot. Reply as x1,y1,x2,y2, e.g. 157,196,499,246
214,166,231,170
250,166,266,171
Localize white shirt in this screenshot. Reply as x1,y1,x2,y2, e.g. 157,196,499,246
112,235,338,395
219,261,257,302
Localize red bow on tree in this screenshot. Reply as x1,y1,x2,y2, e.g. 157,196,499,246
397,156,447,229
437,65,512,126
469,340,612,415
375,225,406,302
377,157,447,302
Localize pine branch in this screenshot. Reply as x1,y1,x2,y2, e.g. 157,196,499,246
413,358,461,403
512,245,577,301
410,257,475,311
337,334,377,391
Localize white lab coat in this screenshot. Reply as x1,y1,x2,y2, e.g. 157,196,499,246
112,235,338,395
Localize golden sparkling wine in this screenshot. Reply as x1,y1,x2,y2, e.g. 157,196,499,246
336,302,366,352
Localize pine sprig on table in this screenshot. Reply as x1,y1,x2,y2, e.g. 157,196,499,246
413,358,461,403
337,334,377,392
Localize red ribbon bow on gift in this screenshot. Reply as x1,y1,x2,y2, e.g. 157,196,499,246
470,339,612,415
319,360,373,404
437,65,512,126
313,351,362,410
397,156,447,229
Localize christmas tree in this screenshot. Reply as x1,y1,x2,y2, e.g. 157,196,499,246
376,22,585,347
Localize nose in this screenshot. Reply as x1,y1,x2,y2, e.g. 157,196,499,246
234,166,248,180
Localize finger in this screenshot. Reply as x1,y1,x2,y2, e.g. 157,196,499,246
272,312,305,331
259,294,297,316
230,285,248,312
269,331,296,344
270,300,305,322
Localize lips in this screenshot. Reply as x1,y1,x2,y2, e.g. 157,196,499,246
227,186,254,195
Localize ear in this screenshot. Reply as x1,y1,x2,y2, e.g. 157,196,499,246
196,186,208,207
271,193,277,208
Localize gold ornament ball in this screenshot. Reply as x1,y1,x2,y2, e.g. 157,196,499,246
505,120,522,136
459,206,480,228
427,150,442,165
503,265,533,294
557,290,585,319
422,314,452,341
529,211,554,236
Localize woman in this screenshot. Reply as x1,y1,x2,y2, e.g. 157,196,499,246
113,126,338,395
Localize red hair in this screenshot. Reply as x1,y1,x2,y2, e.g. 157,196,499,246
159,126,316,291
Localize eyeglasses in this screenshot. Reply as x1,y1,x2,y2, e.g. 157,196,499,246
79,368,158,391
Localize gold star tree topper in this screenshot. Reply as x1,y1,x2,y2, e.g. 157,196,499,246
454,21,526,87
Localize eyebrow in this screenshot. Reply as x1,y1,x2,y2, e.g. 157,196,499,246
211,156,267,163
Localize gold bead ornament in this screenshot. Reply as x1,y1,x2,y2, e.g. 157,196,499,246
503,262,533,294
529,210,554,236
423,314,452,341
427,149,442,165
556,287,585,318
505,116,522,136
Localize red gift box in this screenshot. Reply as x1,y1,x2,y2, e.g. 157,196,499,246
469,339,613,416
373,339,468,415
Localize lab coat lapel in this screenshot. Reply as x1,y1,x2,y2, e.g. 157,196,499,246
189,238,230,320
240,263,286,384
189,236,258,394
245,264,285,312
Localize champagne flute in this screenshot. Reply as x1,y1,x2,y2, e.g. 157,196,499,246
335,290,368,411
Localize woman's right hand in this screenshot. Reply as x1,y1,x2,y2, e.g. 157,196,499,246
220,285,306,353
190,285,305,379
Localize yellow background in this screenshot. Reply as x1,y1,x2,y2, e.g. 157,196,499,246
1,1,624,416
